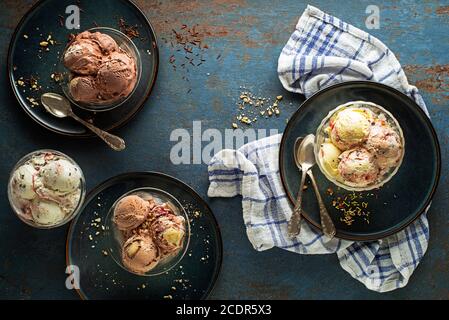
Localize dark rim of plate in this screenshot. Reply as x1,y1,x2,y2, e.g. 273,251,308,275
279,80,441,241
7,0,160,137
65,171,224,300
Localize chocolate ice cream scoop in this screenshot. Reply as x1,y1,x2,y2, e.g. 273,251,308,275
68,76,100,103
96,51,137,101
64,41,103,75
63,30,138,106
122,234,160,274
113,195,149,231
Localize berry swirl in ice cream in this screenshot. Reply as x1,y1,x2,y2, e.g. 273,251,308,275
8,151,84,227
112,192,186,275
316,101,404,190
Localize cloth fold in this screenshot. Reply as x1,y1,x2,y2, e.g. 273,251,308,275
208,5,430,292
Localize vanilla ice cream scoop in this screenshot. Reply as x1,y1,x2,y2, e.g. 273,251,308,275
319,142,342,177
41,159,81,193
31,199,66,225
331,108,372,150
11,164,38,200
122,234,160,274
338,148,379,187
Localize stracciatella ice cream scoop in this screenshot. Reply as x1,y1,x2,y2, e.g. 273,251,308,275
40,159,81,193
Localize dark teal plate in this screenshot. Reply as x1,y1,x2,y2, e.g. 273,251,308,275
66,172,222,300
279,81,441,241
7,0,158,137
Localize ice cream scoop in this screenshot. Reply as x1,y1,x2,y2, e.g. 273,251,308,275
64,42,103,75
365,121,403,170
41,159,81,193
96,51,137,102
331,108,372,150
11,164,38,200
64,31,118,75
319,141,342,177
122,234,160,274
31,199,66,225
338,148,379,187
63,30,138,106
68,76,100,103
150,210,186,255
113,195,149,231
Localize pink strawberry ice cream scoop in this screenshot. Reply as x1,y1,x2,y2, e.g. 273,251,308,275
338,147,379,187
63,30,137,105
365,120,403,171
150,205,186,255
122,234,160,274
113,195,149,231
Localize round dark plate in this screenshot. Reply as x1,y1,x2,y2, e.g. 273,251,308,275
279,81,441,241
7,0,158,137
66,172,223,300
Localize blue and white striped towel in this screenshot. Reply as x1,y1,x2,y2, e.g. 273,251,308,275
208,5,430,292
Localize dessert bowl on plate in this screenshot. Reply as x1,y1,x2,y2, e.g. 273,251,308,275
279,81,440,241
59,27,142,112
315,101,405,191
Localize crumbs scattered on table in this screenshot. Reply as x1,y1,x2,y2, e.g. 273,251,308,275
331,192,376,225
232,87,284,128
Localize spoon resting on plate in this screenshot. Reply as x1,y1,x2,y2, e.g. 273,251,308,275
41,93,126,151
292,135,336,239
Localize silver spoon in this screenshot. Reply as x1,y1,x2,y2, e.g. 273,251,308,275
41,93,126,151
288,134,315,237
296,135,336,239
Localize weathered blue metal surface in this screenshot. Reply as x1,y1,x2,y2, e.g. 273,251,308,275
0,0,448,299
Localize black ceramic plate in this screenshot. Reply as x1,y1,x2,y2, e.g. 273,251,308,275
66,172,222,300
279,81,441,241
7,0,158,136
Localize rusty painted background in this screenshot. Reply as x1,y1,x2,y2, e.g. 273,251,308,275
0,0,448,299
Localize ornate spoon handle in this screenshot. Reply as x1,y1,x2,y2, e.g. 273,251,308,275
307,170,336,238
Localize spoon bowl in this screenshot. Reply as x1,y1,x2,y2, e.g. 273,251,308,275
40,93,126,151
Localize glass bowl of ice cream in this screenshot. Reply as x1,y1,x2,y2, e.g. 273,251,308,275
105,187,190,277
315,101,405,191
60,27,142,112
7,150,86,229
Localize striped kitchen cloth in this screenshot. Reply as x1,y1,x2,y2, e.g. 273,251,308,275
208,5,430,292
